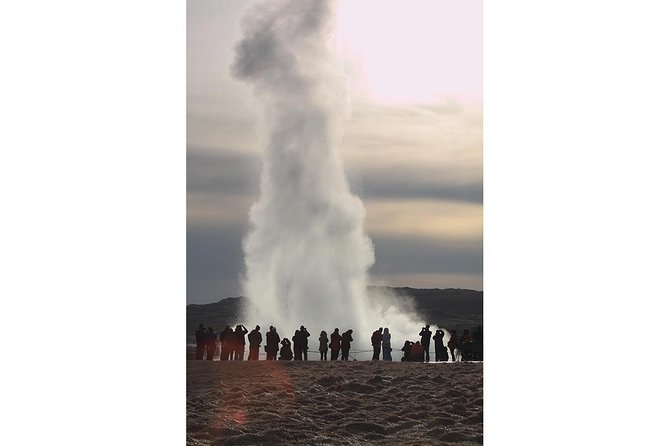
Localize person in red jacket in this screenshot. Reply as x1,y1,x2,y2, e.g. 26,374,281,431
447,329,459,362
411,340,424,362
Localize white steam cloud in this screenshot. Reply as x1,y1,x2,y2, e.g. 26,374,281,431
232,0,423,349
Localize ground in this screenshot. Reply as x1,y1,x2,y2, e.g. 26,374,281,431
187,360,483,445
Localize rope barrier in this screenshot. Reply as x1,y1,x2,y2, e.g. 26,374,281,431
190,345,476,362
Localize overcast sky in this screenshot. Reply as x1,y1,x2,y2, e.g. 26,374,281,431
188,0,482,304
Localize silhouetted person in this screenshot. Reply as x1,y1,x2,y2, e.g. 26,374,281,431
279,338,293,361
247,325,262,360
219,325,234,361
292,330,302,361
460,329,473,361
234,324,248,361
341,329,353,361
382,328,392,361
472,326,483,360
224,325,237,360
433,329,446,362
205,327,217,360
319,330,328,361
419,325,432,362
330,328,341,360
265,326,280,361
411,339,424,362
195,324,206,360
371,327,382,360
300,326,310,360
401,340,413,362
293,326,310,361
447,329,459,362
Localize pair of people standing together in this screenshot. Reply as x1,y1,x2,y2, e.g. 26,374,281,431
371,327,393,361
325,328,353,360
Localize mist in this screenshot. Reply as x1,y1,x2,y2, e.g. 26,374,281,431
232,0,425,349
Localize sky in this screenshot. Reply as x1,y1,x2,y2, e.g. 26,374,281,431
187,0,482,304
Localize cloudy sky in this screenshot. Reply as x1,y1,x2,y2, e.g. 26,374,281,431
188,0,482,304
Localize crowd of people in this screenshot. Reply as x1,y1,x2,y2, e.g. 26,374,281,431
193,323,483,362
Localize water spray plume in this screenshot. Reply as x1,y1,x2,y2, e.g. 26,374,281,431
232,0,422,345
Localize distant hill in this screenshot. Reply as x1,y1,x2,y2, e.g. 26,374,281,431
187,287,482,342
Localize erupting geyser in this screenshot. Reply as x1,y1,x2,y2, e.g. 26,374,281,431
232,0,421,343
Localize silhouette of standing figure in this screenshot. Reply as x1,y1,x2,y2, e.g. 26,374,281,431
234,324,248,361
371,327,382,360
219,325,234,361
205,327,217,360
195,323,206,360
279,338,293,361
382,328,392,361
419,325,432,362
330,328,341,360
247,325,262,360
293,326,310,361
319,330,328,361
433,329,446,362
300,326,310,360
223,325,236,360
341,329,354,361
459,329,473,361
292,330,302,361
265,326,280,361
447,329,459,362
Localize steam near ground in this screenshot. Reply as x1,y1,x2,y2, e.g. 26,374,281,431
232,0,431,344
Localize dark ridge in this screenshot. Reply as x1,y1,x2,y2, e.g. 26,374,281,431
187,287,482,342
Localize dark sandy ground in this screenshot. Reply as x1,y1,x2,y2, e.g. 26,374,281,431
187,361,483,445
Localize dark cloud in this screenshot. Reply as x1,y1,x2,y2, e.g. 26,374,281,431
187,150,482,304
187,223,247,303
188,148,481,204
370,235,482,276
350,166,482,204
187,147,261,197
186,223,483,304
